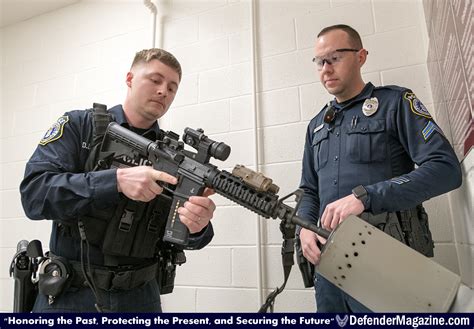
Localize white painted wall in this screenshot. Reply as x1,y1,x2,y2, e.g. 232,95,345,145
0,0,151,312
1,0,471,312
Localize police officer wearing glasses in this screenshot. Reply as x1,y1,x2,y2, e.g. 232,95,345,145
20,49,216,312
297,24,462,312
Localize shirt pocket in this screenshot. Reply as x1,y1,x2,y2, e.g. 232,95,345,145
345,120,387,163
312,128,329,171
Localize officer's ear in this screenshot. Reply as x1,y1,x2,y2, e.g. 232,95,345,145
358,49,368,67
126,72,133,88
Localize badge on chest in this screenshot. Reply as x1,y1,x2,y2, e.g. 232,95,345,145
362,97,379,117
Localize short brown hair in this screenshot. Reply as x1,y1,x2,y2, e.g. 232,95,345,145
317,24,363,49
131,48,182,81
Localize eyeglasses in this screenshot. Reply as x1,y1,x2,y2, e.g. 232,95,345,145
312,48,361,71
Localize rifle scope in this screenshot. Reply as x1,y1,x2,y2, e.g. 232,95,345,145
183,127,231,161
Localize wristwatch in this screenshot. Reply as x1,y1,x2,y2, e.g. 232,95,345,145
352,185,368,205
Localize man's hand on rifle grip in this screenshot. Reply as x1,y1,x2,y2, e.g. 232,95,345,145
116,166,178,202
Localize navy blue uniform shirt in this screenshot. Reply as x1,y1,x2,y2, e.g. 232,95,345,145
298,82,462,224
20,105,213,265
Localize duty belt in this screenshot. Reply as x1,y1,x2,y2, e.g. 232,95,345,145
70,261,158,291
359,207,419,229
359,212,389,229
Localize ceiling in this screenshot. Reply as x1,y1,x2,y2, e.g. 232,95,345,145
0,0,81,28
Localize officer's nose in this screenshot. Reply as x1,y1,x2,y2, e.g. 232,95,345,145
320,60,333,73
157,86,167,97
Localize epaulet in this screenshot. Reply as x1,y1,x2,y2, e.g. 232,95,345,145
374,85,409,92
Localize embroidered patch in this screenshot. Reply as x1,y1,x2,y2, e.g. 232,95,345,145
39,116,69,146
422,120,438,141
313,123,324,134
404,92,432,119
391,176,411,185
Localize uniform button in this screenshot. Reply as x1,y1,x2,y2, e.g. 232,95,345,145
361,127,367,131
334,156,338,161
336,131,340,137
333,179,338,185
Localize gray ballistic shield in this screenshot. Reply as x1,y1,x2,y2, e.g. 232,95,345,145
317,215,462,312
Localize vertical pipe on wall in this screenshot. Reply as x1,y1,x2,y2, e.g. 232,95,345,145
145,0,165,125
143,0,157,47
153,0,165,49
249,0,264,306
144,0,165,49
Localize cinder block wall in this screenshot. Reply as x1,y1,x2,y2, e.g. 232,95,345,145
1,0,471,312
0,1,151,312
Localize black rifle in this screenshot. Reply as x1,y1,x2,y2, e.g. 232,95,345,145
103,122,329,245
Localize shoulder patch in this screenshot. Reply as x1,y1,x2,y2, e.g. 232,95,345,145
403,92,432,119
39,116,69,146
375,85,406,92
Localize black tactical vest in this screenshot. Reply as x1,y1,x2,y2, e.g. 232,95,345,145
79,104,173,262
